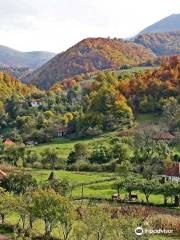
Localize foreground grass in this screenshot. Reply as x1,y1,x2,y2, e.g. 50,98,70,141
1,167,179,240
150,236,180,240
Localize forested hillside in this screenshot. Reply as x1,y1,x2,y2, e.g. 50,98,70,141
134,31,180,56
0,3,180,239
0,65,33,80
23,37,155,89
119,55,180,113
0,72,39,99
1,56,180,144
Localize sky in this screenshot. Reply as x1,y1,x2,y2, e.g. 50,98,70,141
0,0,180,53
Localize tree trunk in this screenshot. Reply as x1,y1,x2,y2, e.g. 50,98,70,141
29,212,33,229
81,186,84,198
45,221,51,239
62,224,72,240
174,196,179,207
1,213,5,224
52,159,55,172
21,214,26,230
77,162,80,172
118,187,120,196
164,196,168,206
145,195,149,203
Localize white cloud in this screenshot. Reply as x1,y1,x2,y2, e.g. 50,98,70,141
0,0,180,52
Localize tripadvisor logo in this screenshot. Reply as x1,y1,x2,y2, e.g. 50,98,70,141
135,227,173,236
135,227,144,236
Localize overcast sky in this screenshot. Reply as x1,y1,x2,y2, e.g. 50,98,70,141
0,0,180,53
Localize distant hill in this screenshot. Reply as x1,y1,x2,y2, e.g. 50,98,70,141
134,31,180,56
0,45,56,69
0,72,39,99
23,37,155,89
0,65,33,80
140,14,180,34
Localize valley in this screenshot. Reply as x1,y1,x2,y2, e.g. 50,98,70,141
0,10,180,240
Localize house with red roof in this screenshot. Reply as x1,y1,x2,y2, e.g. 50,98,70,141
153,132,175,141
0,170,7,180
3,139,15,146
161,162,180,183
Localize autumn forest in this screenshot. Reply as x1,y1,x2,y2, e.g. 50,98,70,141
0,9,180,240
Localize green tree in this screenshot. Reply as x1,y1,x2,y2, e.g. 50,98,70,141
138,179,158,203
3,145,26,166
82,206,114,240
123,177,140,200
157,182,180,206
0,188,16,224
89,145,111,164
16,115,36,135
162,100,180,131
31,189,73,239
15,194,33,237
133,130,170,179
57,198,75,240
67,143,88,171
112,142,131,164
42,148,61,171
113,178,124,196
24,150,42,166
0,173,37,195
116,160,133,176
44,179,71,196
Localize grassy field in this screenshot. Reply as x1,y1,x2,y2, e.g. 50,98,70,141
2,165,179,239
2,112,178,239
26,112,179,204
2,213,179,240
136,113,161,123
31,113,162,160
31,131,117,159
27,169,176,206
115,66,156,75
29,168,114,183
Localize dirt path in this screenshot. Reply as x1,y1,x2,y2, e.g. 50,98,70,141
0,235,10,240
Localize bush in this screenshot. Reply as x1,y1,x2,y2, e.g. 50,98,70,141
67,163,103,172
32,161,43,169
0,173,37,194
149,214,180,235
89,146,112,164
67,161,116,172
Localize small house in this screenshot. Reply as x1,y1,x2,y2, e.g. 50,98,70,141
161,162,180,183
0,170,7,180
3,139,15,146
25,141,38,146
153,132,175,141
56,127,74,137
165,162,180,177
31,100,42,108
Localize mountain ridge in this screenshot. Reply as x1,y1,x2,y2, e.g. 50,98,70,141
140,14,180,34
23,37,155,89
0,45,56,70
134,31,180,56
